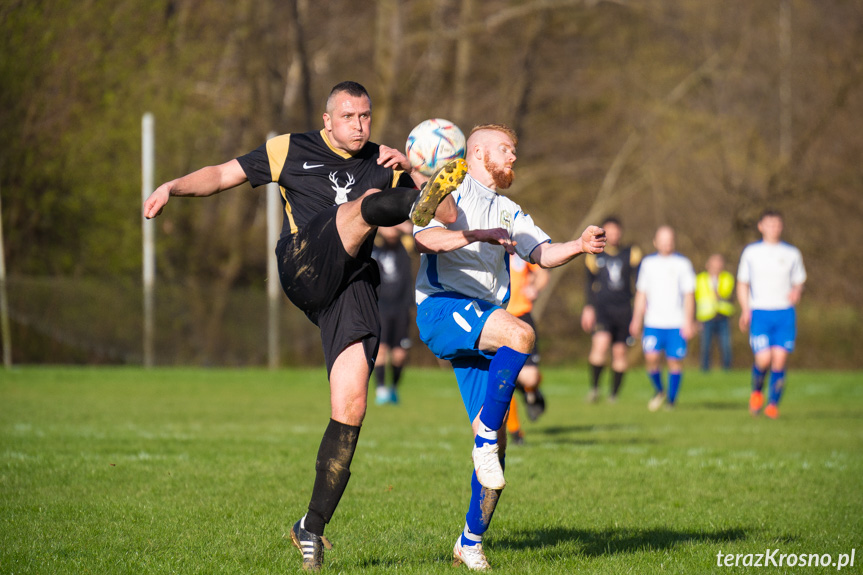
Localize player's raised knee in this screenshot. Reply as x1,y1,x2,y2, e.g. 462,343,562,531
509,319,535,354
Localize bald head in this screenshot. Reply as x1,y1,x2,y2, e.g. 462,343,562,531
654,226,676,256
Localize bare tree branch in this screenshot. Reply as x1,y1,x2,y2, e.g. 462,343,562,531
532,51,723,321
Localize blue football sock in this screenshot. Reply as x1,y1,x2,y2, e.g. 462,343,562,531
463,465,504,546
474,426,497,448
461,525,482,547
475,347,529,448
751,366,767,393
668,372,682,404
648,370,664,394
464,471,486,541
769,370,786,405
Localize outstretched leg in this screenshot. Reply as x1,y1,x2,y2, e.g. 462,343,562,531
337,159,467,258
292,341,369,571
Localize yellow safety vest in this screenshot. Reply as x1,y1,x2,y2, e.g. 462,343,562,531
695,271,735,322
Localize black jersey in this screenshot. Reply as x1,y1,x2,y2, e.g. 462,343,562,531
584,245,642,309
236,130,414,239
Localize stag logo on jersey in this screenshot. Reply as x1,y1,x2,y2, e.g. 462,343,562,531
607,259,624,290
378,251,397,278
329,171,355,205
500,210,513,232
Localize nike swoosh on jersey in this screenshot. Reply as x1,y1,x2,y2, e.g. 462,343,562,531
303,162,324,169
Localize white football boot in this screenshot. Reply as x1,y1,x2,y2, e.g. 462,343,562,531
375,385,391,405
648,391,666,412
453,537,491,571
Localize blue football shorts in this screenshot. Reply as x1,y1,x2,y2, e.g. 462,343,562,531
641,327,687,360
749,308,796,353
416,293,502,422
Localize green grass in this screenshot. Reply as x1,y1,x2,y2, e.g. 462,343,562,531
1,366,861,574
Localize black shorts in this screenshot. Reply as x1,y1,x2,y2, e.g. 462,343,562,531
276,205,380,376
379,305,411,349
594,304,633,344
517,312,541,367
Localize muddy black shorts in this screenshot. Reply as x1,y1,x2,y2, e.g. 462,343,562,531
276,205,381,376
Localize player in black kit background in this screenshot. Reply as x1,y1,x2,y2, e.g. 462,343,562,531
580,217,642,403
371,223,415,406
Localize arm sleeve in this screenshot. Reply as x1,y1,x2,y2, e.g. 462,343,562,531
413,220,447,236
512,211,551,262
394,170,416,188
682,259,697,293
635,260,648,292
791,249,807,285
630,245,643,267
737,247,751,283
235,134,291,188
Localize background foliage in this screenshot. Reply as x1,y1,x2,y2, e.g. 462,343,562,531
1,0,861,367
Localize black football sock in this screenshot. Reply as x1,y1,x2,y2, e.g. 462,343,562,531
611,370,624,397
360,187,420,227
305,419,361,536
374,365,386,387
590,363,603,390
391,365,403,388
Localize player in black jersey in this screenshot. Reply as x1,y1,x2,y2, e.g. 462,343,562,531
580,217,642,403
371,223,415,405
143,81,463,571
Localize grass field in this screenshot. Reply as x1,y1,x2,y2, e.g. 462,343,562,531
1,366,861,574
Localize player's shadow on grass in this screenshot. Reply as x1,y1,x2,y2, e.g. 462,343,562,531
795,410,863,420
689,401,743,411
497,525,748,557
540,424,631,435
533,425,657,446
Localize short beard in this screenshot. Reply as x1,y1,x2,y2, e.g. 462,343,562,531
484,156,515,189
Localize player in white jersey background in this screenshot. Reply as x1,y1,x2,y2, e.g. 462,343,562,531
630,226,696,412
737,210,806,419
413,123,606,570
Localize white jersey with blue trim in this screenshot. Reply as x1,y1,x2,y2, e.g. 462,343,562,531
737,240,806,310
414,175,551,306
635,252,696,329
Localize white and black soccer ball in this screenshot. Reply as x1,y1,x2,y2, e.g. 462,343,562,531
405,118,466,177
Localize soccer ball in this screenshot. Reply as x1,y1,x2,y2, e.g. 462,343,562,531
405,118,466,177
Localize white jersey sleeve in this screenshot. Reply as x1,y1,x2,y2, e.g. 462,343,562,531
511,208,551,263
